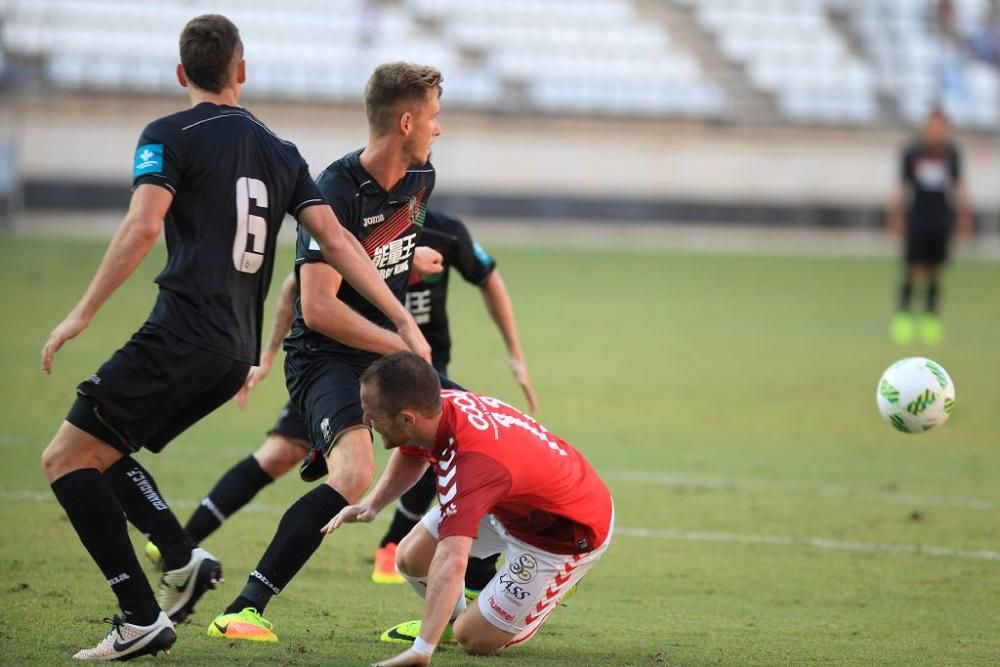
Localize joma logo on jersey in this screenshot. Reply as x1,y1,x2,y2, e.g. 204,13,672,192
363,213,385,227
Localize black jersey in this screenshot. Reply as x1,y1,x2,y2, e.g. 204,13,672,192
405,211,496,368
901,141,962,223
284,149,435,366
133,102,325,364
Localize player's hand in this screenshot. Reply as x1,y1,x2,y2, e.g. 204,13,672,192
372,647,432,667
510,356,539,414
397,319,432,363
412,247,444,280
41,309,91,374
235,351,275,409
321,504,377,534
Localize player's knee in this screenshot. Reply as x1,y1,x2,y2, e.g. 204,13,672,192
254,436,305,478
455,630,504,656
40,442,61,481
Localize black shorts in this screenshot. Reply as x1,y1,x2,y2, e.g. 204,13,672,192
905,219,952,265
267,401,311,446
66,323,250,454
285,352,370,456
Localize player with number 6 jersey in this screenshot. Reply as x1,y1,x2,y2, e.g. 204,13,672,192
38,14,426,661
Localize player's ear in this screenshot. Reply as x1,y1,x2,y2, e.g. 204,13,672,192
236,59,246,85
176,64,189,88
399,110,413,136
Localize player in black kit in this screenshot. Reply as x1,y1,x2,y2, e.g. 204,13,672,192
888,108,973,345
209,61,445,642
39,16,428,661
372,211,539,602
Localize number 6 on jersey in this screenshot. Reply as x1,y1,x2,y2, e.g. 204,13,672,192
234,177,268,274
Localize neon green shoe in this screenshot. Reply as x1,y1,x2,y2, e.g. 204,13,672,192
207,608,278,642
890,312,915,345
919,314,943,346
144,541,162,569
381,620,455,644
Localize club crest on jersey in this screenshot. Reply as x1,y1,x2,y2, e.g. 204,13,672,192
407,194,426,227
133,143,164,177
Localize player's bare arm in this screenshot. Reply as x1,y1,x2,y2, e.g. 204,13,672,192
299,204,430,361
236,271,298,408
323,449,429,533
412,246,444,279
299,261,412,355
41,184,171,374
480,270,539,413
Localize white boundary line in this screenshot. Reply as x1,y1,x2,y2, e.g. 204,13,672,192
605,470,997,511
4,490,998,562
616,527,1000,562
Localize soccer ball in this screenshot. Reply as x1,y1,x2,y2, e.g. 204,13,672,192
876,357,955,434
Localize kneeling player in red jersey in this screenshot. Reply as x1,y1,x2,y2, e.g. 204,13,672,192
326,352,614,665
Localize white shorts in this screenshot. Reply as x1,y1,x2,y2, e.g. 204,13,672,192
420,507,614,646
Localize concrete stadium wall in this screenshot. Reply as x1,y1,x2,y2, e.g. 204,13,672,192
3,92,999,214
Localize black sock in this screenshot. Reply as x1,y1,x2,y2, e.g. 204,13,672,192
104,457,194,571
186,456,274,544
225,485,348,615
898,280,913,312
465,554,500,592
381,468,437,547
51,469,159,624
925,281,940,314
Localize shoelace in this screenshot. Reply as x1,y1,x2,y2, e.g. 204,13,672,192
242,608,273,630
102,616,127,638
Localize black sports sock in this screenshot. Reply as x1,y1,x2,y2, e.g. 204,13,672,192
104,457,194,571
925,280,940,314
465,554,500,592
898,280,914,312
186,455,274,544
51,469,160,624
380,468,437,547
225,485,348,615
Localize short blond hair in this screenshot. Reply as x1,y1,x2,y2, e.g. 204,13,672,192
364,62,443,135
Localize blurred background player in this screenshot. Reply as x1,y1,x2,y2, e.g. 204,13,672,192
325,352,613,666
208,61,442,642
372,209,538,594
887,107,974,345
36,15,428,661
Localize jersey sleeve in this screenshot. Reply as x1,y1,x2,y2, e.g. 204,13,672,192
450,218,496,286
132,120,184,194
288,154,326,218
294,222,326,267
314,167,356,237
437,451,512,540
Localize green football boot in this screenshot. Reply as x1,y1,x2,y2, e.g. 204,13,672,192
890,312,915,345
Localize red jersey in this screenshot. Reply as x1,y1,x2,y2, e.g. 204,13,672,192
400,390,613,554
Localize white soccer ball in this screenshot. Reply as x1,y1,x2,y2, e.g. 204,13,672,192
876,357,955,434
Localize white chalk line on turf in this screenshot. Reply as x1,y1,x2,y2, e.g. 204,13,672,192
606,470,997,511
616,527,1000,562
5,489,998,563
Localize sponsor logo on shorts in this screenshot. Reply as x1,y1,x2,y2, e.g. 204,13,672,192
320,417,332,444
87,374,101,385
508,553,538,584
488,594,515,622
497,573,531,603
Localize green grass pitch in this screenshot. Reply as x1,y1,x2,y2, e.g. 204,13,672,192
1,237,998,665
